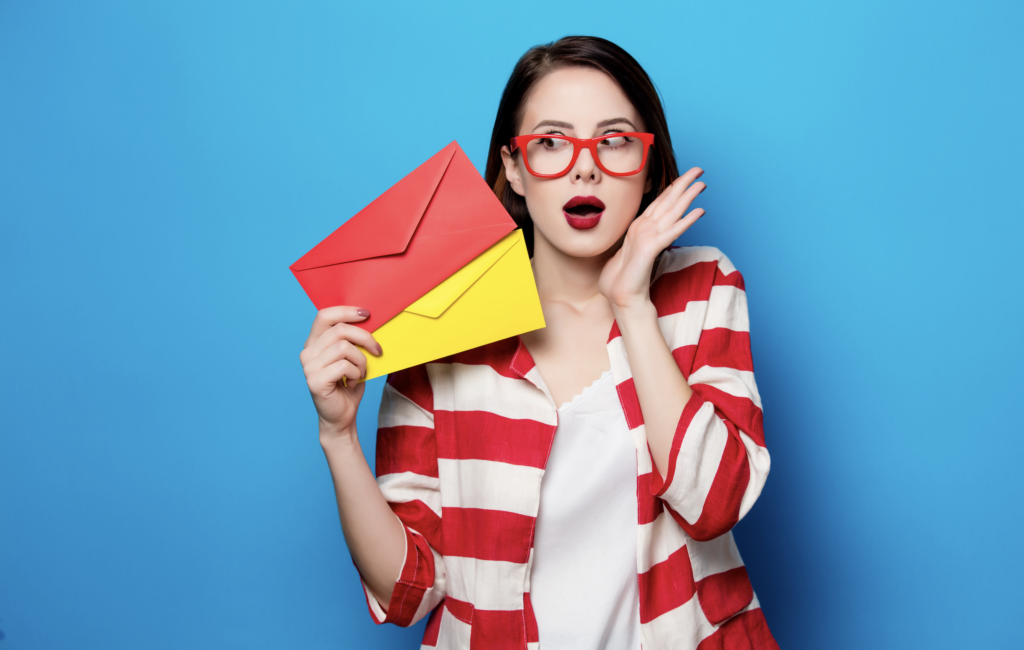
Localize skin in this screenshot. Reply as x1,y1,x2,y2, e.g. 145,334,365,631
301,65,707,609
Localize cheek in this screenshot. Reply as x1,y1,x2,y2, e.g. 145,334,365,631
521,178,566,223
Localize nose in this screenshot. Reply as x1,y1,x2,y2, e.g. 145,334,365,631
571,145,600,183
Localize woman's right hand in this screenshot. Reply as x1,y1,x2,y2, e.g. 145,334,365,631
300,306,382,443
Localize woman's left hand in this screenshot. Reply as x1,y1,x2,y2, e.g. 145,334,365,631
598,166,707,311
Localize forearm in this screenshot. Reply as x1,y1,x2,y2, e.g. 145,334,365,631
321,429,406,608
613,300,692,478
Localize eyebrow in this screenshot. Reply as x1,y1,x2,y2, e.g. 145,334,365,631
530,117,639,132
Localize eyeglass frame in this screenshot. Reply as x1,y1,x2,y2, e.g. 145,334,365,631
509,132,655,178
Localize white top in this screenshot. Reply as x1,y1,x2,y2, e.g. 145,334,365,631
530,370,642,649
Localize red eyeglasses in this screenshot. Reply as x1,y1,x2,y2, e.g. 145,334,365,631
510,132,655,178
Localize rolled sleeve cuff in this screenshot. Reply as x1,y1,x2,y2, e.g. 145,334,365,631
357,525,434,627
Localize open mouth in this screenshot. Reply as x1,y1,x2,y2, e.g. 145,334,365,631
563,196,606,230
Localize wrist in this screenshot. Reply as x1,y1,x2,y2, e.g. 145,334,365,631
611,296,657,327
319,421,360,451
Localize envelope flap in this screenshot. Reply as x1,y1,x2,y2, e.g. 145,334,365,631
404,230,522,318
290,142,459,271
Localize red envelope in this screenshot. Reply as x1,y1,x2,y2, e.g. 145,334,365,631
290,141,517,333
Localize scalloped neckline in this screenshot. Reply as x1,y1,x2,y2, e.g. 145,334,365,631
556,370,614,412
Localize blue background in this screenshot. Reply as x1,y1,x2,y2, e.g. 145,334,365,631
2,1,1021,648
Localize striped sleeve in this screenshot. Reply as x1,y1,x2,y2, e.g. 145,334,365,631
649,250,771,541
358,364,447,627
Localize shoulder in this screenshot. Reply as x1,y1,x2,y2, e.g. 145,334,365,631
650,246,744,310
652,245,739,283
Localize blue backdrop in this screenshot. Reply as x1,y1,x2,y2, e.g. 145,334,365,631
2,1,1021,648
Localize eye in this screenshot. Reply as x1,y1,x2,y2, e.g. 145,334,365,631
538,137,569,150
599,135,633,148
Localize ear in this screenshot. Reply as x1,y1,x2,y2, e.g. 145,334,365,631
501,145,526,197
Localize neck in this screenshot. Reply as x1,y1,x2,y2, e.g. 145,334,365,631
530,227,617,308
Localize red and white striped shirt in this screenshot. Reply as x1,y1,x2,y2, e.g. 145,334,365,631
359,246,778,649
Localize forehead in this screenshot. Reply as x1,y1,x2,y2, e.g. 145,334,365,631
521,66,642,132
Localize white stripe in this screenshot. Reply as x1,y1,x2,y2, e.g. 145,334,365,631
661,401,730,524
687,531,745,582
704,285,749,332
377,472,441,517
638,588,715,650
607,335,633,383
438,458,544,517
738,431,771,520
688,365,762,410
654,245,735,280
410,544,448,625
523,365,555,405
444,555,528,610
379,382,434,428
637,509,689,574
632,425,653,475
658,304,707,352
428,362,557,425
524,547,534,594
361,579,388,623
437,604,472,650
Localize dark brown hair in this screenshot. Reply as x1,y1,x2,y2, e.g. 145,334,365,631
485,36,679,256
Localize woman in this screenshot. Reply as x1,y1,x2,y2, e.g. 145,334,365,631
300,36,777,649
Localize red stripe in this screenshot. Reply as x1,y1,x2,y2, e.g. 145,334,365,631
471,608,527,649
696,566,754,626
387,365,433,414
692,328,754,373
441,336,521,379
510,337,537,378
695,607,779,650
650,392,704,496
638,545,697,624
691,384,764,447
637,471,664,525
663,425,748,541
442,507,534,563
523,592,539,643
713,269,746,290
382,529,436,626
435,410,555,468
615,377,645,429
421,604,443,646
608,320,621,342
650,260,717,317
389,500,442,553
376,425,438,478
444,596,474,623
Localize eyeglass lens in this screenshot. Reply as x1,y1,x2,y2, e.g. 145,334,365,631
525,135,645,175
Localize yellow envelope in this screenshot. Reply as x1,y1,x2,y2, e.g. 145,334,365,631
361,230,546,381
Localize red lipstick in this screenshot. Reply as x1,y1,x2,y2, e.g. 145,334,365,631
563,195,606,230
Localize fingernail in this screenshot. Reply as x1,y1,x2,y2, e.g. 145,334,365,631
376,343,384,355
356,309,370,318
699,185,706,194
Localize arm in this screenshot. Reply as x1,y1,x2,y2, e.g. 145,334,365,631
600,169,769,540
301,307,444,625
615,256,769,540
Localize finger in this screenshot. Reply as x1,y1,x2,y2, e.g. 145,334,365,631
304,322,382,363
312,359,363,394
660,180,706,227
662,207,706,245
305,306,371,348
306,338,368,378
649,167,704,222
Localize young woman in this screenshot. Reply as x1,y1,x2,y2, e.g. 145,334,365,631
300,37,777,649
